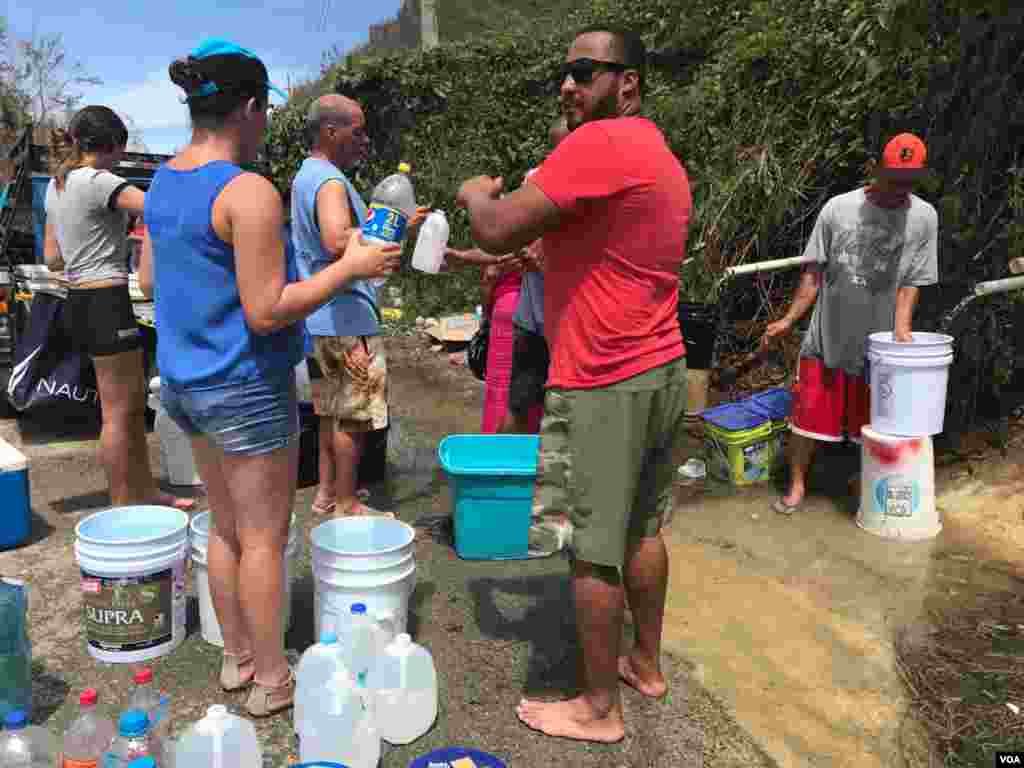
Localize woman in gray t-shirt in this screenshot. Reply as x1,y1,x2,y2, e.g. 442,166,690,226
44,106,193,512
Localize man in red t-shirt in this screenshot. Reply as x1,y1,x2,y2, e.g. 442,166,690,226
457,25,692,743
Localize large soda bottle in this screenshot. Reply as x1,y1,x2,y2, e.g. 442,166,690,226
62,689,116,768
361,162,417,289
0,578,31,722
127,669,169,757
0,710,58,767
104,710,158,768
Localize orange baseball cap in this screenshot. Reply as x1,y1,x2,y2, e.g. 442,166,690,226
879,133,928,177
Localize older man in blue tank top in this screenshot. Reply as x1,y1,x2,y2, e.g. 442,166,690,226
291,95,405,517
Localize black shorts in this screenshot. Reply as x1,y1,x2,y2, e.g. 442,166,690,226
65,284,142,357
508,326,550,415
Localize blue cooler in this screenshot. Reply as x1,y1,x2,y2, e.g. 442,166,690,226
0,439,30,549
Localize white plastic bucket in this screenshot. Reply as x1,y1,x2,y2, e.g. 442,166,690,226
856,426,940,541
74,506,190,664
311,517,416,641
190,512,301,647
867,332,954,437
149,379,202,487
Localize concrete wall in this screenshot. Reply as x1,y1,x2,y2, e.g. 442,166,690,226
363,0,438,54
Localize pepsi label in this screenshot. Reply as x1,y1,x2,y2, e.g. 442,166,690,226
362,203,409,245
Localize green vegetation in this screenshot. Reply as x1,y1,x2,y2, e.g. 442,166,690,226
267,0,1024,327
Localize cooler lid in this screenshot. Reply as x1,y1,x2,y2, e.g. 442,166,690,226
745,388,793,421
0,438,27,472
701,402,767,432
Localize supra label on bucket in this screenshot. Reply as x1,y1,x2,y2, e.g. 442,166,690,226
81,565,183,652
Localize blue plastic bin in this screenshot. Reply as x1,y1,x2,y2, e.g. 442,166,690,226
0,439,30,550
701,401,767,432
410,747,506,768
438,434,539,561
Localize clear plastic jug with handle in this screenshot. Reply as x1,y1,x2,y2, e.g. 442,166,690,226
298,669,379,768
365,633,437,745
173,705,261,768
411,211,449,274
294,629,348,737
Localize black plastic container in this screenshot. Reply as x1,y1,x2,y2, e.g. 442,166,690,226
678,301,718,370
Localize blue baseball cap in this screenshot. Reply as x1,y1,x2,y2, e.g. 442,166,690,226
186,37,287,101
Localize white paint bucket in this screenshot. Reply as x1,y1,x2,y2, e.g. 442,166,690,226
856,426,940,541
74,506,190,664
311,517,416,641
189,512,301,647
867,332,954,437
149,378,202,487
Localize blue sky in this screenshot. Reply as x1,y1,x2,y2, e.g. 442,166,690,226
8,1,404,153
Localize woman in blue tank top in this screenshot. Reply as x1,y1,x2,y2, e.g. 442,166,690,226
138,38,399,718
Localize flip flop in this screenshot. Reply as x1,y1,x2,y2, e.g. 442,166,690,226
772,498,801,516
311,500,336,516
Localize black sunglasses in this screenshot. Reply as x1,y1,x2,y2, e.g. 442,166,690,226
558,58,628,86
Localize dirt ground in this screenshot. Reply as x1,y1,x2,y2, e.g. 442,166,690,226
0,331,775,768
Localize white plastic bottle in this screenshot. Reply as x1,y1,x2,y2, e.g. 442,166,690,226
62,689,116,768
298,670,379,768
411,211,449,274
362,162,417,288
341,603,377,688
294,630,348,737
0,710,58,767
365,633,438,745
127,669,169,759
173,705,261,768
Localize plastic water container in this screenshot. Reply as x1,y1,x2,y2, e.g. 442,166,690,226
105,710,159,768
365,633,437,745
0,710,57,767
0,579,32,722
362,162,416,288
150,378,202,487
701,403,775,485
173,704,262,768
411,211,449,274
857,426,940,541
128,668,170,750
295,631,349,737
867,332,954,436
298,670,379,768
0,438,30,550
438,435,539,560
62,689,116,767
340,604,377,687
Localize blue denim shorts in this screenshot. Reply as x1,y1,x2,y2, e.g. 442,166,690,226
161,373,299,457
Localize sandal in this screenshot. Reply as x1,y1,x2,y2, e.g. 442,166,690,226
220,651,255,692
311,499,336,517
245,668,295,718
772,498,801,516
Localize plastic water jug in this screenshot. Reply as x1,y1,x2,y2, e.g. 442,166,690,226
339,604,376,687
173,705,261,768
411,211,449,274
104,710,159,768
362,162,416,288
294,631,349,737
365,633,437,745
0,710,57,767
62,688,116,768
0,578,31,722
298,670,379,768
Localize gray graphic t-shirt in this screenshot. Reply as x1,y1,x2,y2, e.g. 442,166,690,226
800,188,938,376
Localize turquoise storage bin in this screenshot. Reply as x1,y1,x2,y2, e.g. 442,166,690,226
438,434,539,560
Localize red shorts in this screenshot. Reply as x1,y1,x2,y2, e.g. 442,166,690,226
790,357,869,442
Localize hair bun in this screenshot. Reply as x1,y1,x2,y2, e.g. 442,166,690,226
169,57,205,92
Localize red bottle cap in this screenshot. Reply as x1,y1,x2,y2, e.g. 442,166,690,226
80,689,98,706
133,668,153,685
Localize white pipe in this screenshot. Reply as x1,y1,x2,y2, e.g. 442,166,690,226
724,255,815,277
973,275,1024,297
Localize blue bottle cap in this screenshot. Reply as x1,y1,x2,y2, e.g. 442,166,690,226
320,631,338,645
119,709,150,737
127,759,157,768
350,603,367,615
3,710,27,729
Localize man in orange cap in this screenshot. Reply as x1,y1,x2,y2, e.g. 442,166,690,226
763,133,938,515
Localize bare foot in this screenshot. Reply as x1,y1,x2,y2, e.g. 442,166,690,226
515,696,625,743
311,498,336,516
618,654,668,699
337,502,395,519
154,492,197,511
781,487,804,508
